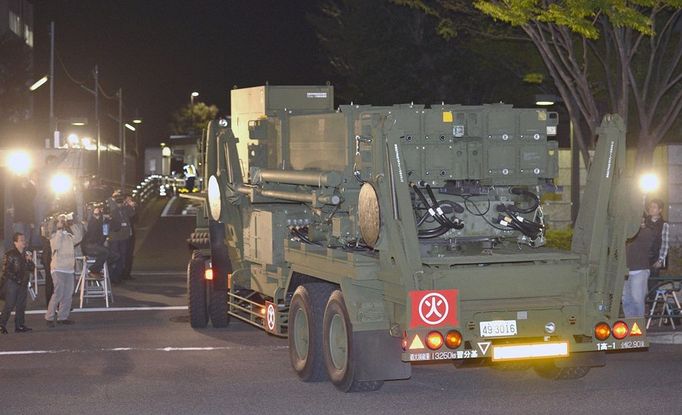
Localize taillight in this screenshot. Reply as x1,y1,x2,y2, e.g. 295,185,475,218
426,331,444,350
445,330,462,349
594,322,611,341
204,268,213,280
612,321,629,340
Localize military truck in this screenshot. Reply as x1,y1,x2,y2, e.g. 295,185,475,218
187,85,648,392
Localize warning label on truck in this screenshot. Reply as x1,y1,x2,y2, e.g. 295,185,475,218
409,289,459,328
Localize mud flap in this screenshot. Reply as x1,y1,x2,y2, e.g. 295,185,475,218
353,329,412,382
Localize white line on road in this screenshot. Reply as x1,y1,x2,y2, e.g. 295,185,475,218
0,345,289,357
160,196,177,217
24,305,188,315
131,271,187,276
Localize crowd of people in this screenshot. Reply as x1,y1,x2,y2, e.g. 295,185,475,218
1,169,137,332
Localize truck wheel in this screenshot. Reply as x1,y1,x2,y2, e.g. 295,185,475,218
209,288,230,328
288,283,334,382
322,290,384,392
533,361,591,380
187,255,209,328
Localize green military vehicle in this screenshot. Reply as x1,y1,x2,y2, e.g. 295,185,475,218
187,85,648,392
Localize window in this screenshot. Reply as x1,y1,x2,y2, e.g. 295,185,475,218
9,11,21,36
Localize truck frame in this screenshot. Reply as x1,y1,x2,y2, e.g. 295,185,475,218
186,85,647,392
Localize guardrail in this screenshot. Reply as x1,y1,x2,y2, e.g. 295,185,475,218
131,175,186,204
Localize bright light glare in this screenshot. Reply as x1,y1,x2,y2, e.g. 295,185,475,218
639,173,660,193
6,151,32,175
125,123,136,131
81,137,92,147
132,118,142,124
492,342,568,361
29,76,48,91
191,91,199,97
535,100,554,106
67,133,79,146
50,173,73,194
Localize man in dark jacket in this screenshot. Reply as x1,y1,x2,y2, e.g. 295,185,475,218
0,233,35,333
83,206,118,278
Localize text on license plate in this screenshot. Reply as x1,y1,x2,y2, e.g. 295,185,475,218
480,320,518,338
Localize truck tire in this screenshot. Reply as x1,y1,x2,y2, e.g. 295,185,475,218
209,288,229,328
322,290,384,392
288,283,334,382
187,255,209,328
533,361,591,380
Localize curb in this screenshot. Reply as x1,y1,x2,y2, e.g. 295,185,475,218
648,332,682,344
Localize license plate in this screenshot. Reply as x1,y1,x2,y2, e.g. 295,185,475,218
480,320,517,338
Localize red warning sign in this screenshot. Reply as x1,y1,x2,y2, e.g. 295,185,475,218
409,289,459,328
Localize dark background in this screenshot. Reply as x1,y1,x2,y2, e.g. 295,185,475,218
31,0,325,148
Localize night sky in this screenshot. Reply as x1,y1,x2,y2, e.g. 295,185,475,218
31,0,326,148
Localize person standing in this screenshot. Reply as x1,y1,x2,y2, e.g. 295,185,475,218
623,198,669,317
45,214,83,326
0,233,35,333
107,190,133,283
122,195,137,280
83,206,118,278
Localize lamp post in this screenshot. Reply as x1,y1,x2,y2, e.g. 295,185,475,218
190,91,199,106
535,95,580,224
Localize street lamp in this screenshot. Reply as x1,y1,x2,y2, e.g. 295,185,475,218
29,75,48,92
191,91,199,106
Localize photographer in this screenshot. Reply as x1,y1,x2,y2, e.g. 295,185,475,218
45,213,83,326
83,205,119,278
0,232,35,333
107,190,135,283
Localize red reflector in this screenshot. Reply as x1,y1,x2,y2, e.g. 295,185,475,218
594,322,610,341
204,268,213,280
612,321,629,340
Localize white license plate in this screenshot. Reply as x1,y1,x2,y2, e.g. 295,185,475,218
480,320,518,338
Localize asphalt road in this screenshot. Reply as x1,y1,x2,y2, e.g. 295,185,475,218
2,197,681,415
0,310,680,415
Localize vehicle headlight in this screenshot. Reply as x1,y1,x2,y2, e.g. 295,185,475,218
50,173,73,194
6,150,32,175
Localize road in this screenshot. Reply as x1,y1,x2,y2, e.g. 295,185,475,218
2,196,680,414
0,309,680,415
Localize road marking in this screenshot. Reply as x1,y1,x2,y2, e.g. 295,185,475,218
24,306,188,315
131,271,186,276
0,345,289,357
160,196,177,217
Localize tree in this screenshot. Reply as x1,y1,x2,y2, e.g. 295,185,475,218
400,1,682,167
169,102,219,136
309,0,546,107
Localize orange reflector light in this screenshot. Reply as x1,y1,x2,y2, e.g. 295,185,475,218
612,321,629,340
260,307,266,315
426,331,444,350
204,268,213,280
445,330,462,349
630,322,642,336
594,322,611,341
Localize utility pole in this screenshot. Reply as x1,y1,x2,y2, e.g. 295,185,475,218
119,88,125,189
49,21,55,146
95,65,100,171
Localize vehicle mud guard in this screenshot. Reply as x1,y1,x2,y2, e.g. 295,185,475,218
208,219,230,327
